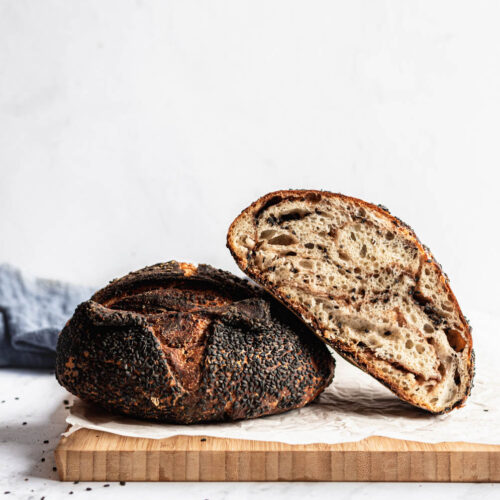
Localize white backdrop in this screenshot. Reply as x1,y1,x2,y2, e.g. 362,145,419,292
1,1,499,319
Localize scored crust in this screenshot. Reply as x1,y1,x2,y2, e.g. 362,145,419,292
227,190,474,414
56,261,335,423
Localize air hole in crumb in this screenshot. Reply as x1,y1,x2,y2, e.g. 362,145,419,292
299,260,313,270
278,209,311,223
415,344,425,354
445,328,466,352
305,243,314,249
438,364,446,377
358,207,366,217
350,232,356,241
338,250,350,261
260,229,277,239
385,232,395,241
354,267,361,274
425,268,430,276
405,340,414,349
268,234,298,246
360,244,367,258
454,369,461,386
423,324,434,333
305,192,322,202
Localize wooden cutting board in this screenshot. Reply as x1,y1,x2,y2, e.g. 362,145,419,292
55,428,500,482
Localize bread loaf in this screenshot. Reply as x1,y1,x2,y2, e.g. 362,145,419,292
56,261,335,423
227,190,474,414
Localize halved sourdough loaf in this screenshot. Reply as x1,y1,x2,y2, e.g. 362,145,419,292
227,190,474,413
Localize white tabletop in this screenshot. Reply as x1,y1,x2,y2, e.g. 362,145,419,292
1,368,498,500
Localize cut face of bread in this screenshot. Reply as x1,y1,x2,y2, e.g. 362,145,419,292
227,190,474,413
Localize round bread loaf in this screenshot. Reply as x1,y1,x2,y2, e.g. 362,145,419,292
55,261,335,423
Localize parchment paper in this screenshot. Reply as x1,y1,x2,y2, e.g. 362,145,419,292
63,310,499,445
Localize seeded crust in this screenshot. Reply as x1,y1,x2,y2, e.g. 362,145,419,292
56,261,335,423
227,190,474,414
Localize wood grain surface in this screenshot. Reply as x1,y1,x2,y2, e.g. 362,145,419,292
54,428,500,482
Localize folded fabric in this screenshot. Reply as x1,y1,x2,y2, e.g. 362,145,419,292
0,264,94,368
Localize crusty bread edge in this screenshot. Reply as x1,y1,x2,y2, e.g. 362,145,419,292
227,189,475,414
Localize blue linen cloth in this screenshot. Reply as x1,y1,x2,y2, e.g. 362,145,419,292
0,264,94,368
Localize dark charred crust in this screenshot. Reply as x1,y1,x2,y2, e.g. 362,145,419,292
93,261,261,306
55,262,335,424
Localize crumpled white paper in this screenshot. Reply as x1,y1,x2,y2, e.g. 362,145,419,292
64,310,499,445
